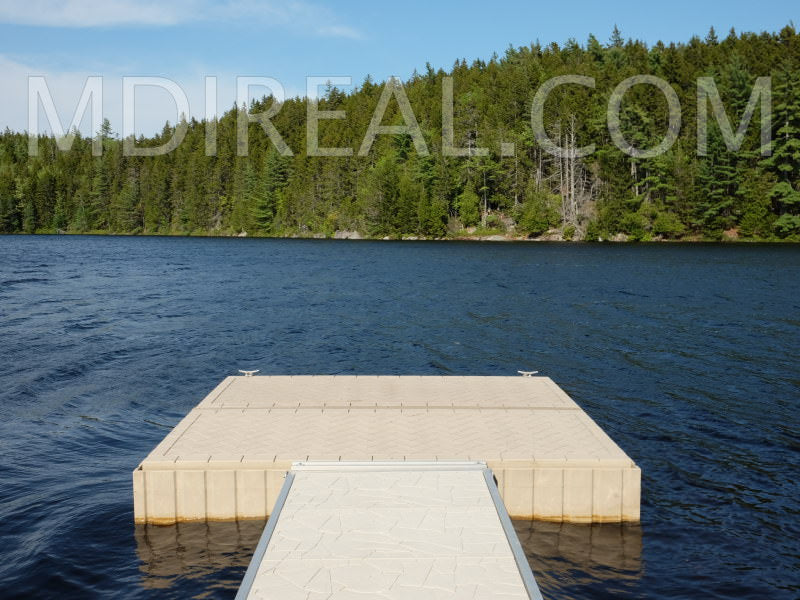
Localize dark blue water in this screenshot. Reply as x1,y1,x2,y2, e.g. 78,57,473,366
0,236,798,599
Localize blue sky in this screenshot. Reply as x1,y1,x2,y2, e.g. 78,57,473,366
1,0,797,135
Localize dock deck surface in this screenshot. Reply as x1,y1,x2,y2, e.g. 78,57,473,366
134,376,640,524
236,462,543,600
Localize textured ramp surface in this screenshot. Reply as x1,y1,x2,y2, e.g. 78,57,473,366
242,467,534,600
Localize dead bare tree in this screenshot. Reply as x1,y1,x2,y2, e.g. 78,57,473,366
555,115,596,235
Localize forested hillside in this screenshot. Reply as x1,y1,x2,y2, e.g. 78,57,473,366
2,25,799,240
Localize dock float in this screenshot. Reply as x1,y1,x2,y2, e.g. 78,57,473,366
235,461,544,600
133,375,640,524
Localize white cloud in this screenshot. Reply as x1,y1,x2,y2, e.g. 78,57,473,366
0,0,363,38
0,54,311,136
0,55,104,135
0,54,149,136
315,24,362,40
217,1,364,39
0,0,189,27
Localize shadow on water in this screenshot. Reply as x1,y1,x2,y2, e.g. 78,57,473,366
514,520,644,599
134,519,644,598
134,520,265,595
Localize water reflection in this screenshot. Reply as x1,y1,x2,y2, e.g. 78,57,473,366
135,520,266,592
134,518,641,597
514,520,643,599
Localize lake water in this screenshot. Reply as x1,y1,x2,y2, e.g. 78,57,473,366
0,235,798,599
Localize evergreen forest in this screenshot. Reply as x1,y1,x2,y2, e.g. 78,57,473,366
2,24,800,241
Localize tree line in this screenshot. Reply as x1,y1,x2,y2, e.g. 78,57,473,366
1,24,799,241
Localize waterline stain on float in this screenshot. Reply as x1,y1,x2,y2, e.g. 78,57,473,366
133,375,641,525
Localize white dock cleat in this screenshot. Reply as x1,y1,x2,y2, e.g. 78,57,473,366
517,370,539,377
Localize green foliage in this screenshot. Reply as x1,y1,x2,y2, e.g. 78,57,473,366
457,184,480,227
517,185,560,236
397,174,423,233
252,149,291,234
22,199,35,233
739,201,771,238
417,193,448,237
619,212,648,241
0,167,17,232
1,25,799,240
583,220,604,241
485,213,502,228
773,214,800,237
652,211,686,238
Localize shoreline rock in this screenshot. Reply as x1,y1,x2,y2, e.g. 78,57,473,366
333,230,362,240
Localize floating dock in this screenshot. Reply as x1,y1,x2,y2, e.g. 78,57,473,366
133,375,640,524
235,461,544,600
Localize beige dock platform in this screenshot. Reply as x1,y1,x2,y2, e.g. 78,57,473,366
133,376,640,524
236,462,543,600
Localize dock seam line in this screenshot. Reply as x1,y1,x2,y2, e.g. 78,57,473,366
195,406,582,411
163,411,203,455
209,377,236,406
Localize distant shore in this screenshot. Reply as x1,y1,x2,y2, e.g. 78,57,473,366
3,229,797,243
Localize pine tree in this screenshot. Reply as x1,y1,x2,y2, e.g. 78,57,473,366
761,68,800,237
0,24,798,240
252,148,291,234
517,181,560,236
610,25,624,48
457,183,480,227
0,164,17,232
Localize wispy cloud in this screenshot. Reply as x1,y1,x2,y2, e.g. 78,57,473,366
0,0,187,27
315,24,362,40
0,53,170,136
0,53,310,135
0,0,363,38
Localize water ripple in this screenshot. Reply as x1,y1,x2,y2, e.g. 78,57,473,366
0,237,798,598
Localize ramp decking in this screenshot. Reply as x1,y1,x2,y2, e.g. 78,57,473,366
133,376,640,524
235,462,543,600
